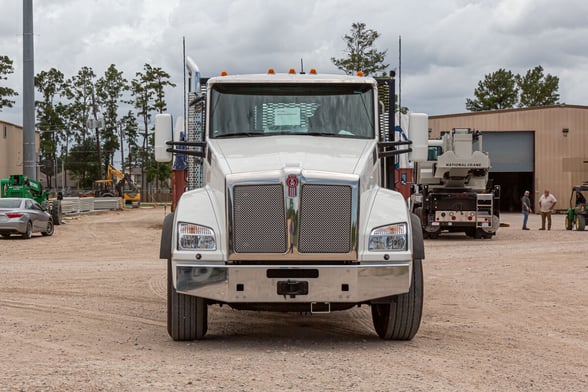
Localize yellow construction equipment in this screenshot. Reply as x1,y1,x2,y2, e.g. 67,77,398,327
91,165,141,207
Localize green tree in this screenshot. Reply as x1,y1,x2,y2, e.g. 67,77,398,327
0,55,18,110
95,64,128,172
516,65,560,107
331,22,389,76
130,64,175,199
66,137,100,189
63,66,103,179
119,110,139,172
35,68,67,188
465,68,519,111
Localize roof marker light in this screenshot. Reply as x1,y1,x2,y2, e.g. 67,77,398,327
267,68,276,74
309,68,317,75
220,70,228,76
288,68,296,74
357,71,365,77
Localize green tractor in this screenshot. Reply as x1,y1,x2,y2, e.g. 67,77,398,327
565,185,588,231
1,174,62,225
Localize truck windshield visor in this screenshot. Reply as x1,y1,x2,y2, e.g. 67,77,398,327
209,83,374,139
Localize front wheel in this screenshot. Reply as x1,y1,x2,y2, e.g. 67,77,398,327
167,259,208,341
371,258,423,340
42,219,54,236
565,215,573,230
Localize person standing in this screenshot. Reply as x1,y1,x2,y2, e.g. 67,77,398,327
521,190,532,230
538,189,557,230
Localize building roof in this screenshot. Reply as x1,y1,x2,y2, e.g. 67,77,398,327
430,104,588,119
0,119,23,128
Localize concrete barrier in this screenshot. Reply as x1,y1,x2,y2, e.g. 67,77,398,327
61,197,122,215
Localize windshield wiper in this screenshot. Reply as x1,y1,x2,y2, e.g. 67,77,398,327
304,132,338,137
214,132,264,138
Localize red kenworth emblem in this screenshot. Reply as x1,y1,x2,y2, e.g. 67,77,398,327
286,175,298,197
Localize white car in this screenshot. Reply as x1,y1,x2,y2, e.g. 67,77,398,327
0,198,55,239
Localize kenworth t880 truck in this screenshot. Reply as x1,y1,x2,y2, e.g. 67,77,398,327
155,66,429,341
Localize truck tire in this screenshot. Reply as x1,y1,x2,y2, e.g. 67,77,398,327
371,257,423,340
51,200,62,226
475,228,492,239
167,259,208,341
575,215,586,231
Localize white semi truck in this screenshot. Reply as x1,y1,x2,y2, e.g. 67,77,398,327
155,66,429,340
410,128,500,239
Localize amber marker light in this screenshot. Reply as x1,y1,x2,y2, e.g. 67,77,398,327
309,68,317,74
288,68,296,74
267,68,276,74
220,71,228,76
357,71,364,77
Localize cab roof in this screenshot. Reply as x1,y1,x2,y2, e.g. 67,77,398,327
207,73,377,85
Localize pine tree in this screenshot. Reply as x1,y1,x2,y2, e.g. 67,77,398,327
331,22,389,76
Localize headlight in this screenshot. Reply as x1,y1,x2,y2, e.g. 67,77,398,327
369,223,407,251
178,223,216,250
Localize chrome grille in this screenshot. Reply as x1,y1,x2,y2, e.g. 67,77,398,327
233,184,287,253
298,184,352,253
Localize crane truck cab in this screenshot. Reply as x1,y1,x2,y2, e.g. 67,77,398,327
155,68,429,341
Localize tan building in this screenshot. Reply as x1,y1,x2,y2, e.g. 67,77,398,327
0,119,42,183
429,105,588,212
0,120,24,178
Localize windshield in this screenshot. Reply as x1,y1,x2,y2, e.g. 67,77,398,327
209,83,374,139
428,146,443,161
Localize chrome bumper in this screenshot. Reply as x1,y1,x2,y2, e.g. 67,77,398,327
174,262,411,303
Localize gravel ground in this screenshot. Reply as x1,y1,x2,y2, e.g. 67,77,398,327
0,207,586,392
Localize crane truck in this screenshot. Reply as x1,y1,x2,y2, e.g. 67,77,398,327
409,128,500,239
154,65,430,341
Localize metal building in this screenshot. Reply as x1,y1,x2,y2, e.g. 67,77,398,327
429,105,588,212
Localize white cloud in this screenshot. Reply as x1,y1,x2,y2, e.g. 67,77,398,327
0,0,587,125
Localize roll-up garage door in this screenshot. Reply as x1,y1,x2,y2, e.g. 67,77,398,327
478,131,534,172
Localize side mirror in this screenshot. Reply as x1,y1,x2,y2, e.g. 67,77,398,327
154,114,173,162
408,113,428,163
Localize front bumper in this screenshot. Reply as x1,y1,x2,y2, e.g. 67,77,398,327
173,262,411,303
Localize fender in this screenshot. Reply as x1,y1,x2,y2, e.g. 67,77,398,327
159,212,175,259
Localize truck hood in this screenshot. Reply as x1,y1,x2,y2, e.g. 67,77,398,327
210,136,374,175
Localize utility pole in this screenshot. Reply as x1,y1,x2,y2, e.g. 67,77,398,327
23,0,36,179
90,88,103,179
119,121,125,171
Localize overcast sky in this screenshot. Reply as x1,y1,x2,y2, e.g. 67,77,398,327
1,0,587,127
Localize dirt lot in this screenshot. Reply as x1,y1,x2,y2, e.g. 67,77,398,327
0,207,586,391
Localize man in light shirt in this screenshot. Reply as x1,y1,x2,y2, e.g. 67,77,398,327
538,189,557,230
